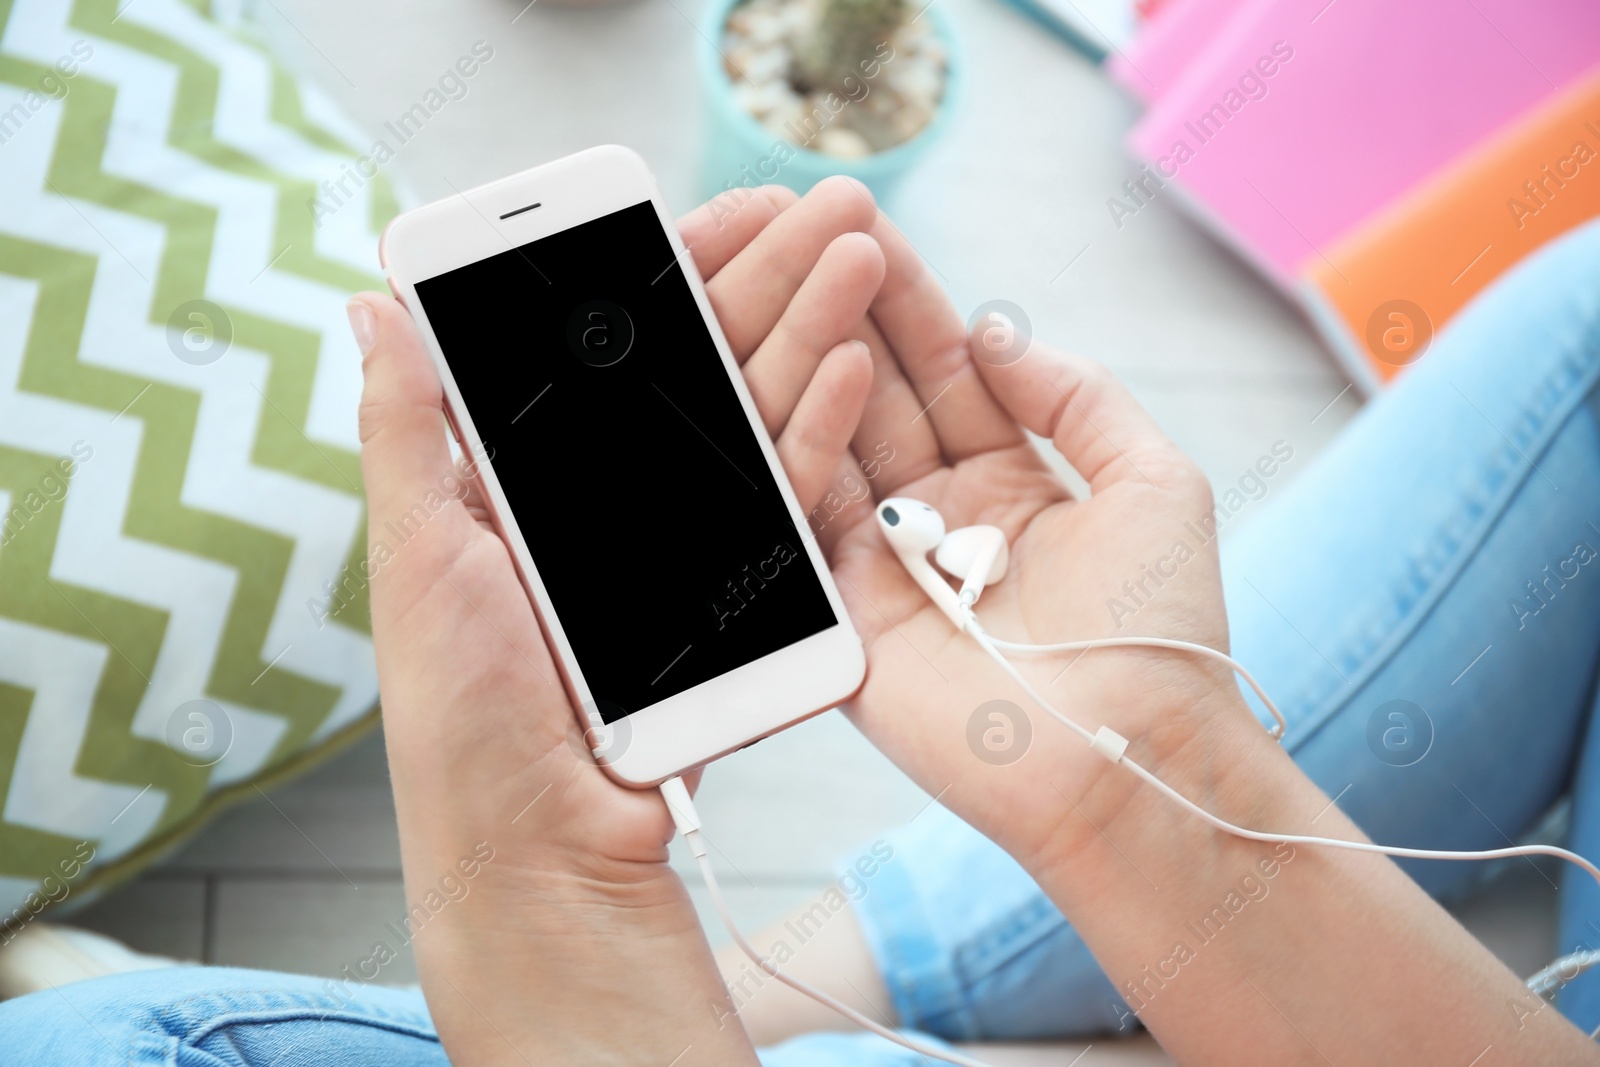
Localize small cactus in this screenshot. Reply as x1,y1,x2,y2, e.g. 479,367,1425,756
793,0,905,93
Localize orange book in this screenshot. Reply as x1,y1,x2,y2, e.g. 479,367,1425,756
1301,66,1600,392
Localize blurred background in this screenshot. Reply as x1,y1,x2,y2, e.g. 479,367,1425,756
6,0,1592,1059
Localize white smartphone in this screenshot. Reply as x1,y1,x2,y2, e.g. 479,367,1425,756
380,145,866,786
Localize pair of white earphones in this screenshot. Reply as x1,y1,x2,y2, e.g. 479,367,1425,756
661,497,1600,1065
874,497,1291,738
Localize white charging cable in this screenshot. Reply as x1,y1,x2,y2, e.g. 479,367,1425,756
658,777,994,1067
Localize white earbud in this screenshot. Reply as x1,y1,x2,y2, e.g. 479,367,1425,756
878,500,1011,622
934,525,1009,606
877,498,963,624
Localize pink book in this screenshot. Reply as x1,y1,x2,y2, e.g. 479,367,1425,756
1108,0,1254,103
1123,0,1600,287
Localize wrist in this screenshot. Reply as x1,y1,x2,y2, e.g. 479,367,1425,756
427,854,698,980
407,826,696,972
1024,687,1304,896
414,853,757,1066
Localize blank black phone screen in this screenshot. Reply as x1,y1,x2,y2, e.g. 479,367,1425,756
413,200,837,722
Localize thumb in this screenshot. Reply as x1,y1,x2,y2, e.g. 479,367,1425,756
974,337,1203,498
350,292,476,570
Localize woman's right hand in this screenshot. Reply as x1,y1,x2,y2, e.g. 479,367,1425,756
815,219,1270,878
810,210,1600,1066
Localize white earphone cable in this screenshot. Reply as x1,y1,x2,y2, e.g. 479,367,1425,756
958,604,1600,995
658,777,993,1067
977,628,1287,739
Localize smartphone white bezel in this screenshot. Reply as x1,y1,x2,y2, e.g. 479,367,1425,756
381,145,866,786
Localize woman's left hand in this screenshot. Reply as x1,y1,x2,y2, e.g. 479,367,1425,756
353,178,885,1066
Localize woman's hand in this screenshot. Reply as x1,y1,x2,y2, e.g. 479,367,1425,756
818,218,1268,876
816,214,1600,1066
352,178,885,1066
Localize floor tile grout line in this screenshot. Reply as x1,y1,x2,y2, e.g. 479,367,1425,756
201,873,217,964
163,868,410,882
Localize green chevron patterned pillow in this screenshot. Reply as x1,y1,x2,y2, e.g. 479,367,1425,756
0,0,396,928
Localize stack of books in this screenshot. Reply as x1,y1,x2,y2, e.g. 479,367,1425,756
1050,0,1600,391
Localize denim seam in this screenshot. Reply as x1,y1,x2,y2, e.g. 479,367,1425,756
888,891,1088,1039
949,894,1065,991
126,1030,231,1067
181,1005,440,1047
127,1028,180,1067
128,987,440,1065
1284,323,1600,751
858,854,978,1037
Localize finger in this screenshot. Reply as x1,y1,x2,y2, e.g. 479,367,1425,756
845,312,944,499
351,293,475,548
867,214,1026,461
677,185,798,281
776,339,873,514
809,451,882,559
975,340,1201,496
705,176,879,361
745,231,884,437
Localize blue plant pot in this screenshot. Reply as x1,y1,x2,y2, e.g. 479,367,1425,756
697,0,961,203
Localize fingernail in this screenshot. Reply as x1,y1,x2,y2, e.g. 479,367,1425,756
346,299,377,355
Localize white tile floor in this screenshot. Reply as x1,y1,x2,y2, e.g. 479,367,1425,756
53,0,1555,1060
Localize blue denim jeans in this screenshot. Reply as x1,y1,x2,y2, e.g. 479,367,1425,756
5,219,1599,1065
